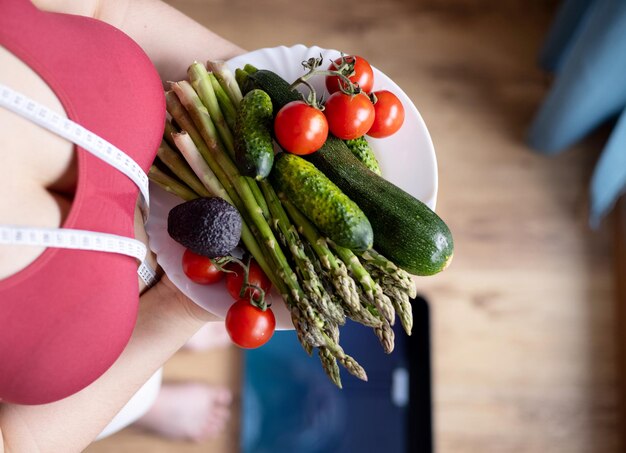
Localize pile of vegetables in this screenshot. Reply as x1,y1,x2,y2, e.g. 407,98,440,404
151,54,453,387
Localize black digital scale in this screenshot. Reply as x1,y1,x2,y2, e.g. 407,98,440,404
241,297,432,453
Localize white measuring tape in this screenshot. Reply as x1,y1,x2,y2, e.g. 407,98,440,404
0,84,150,219
0,84,157,288
0,226,156,286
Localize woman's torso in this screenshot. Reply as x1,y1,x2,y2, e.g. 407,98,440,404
0,0,165,404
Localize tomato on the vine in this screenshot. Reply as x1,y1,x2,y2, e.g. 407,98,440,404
323,92,375,140
367,90,405,138
225,259,272,301
225,298,276,348
274,101,328,155
181,249,223,285
325,55,374,94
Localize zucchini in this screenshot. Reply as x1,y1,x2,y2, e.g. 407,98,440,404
250,69,453,274
307,136,453,275
344,136,382,175
271,153,373,252
234,89,274,180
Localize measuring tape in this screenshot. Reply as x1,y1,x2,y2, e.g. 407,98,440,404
0,226,156,286
0,84,157,288
0,84,150,220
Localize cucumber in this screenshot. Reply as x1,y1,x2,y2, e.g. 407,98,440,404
307,136,453,275
271,153,373,252
344,137,381,175
248,69,302,114
234,89,274,180
249,69,453,275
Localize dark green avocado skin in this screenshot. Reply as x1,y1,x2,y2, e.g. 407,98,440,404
167,197,242,258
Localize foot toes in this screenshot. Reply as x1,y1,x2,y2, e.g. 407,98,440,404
212,406,231,422
213,387,233,405
135,382,233,443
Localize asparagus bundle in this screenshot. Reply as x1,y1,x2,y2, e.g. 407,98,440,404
149,59,419,387
279,196,381,327
361,249,416,335
260,180,345,326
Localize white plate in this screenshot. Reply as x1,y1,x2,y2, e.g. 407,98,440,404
146,44,438,330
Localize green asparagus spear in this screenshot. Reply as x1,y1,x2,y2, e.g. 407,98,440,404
329,241,396,326
353,286,395,353
360,250,414,334
361,249,417,298
290,310,313,356
342,299,383,328
171,131,231,201
319,347,342,388
164,118,179,149
148,165,198,201
188,62,235,158
375,317,395,354
157,140,211,197
280,196,361,312
382,284,413,336
208,72,238,131
207,60,244,106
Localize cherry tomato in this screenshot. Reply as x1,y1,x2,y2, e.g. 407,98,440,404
181,249,223,284
225,298,276,348
367,90,405,138
323,92,375,140
274,101,328,155
225,259,272,301
325,55,374,94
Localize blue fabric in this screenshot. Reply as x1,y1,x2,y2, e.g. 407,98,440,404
590,106,626,226
528,0,626,154
539,0,593,72
528,0,626,223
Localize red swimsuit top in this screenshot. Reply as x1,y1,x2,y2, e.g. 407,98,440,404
0,0,165,404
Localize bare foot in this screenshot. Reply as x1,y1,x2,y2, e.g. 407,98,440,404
134,382,232,442
184,322,232,352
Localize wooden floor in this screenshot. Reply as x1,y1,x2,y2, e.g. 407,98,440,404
89,1,622,452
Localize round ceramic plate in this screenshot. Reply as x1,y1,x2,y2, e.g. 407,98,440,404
146,44,438,330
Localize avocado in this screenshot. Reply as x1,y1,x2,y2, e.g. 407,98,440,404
167,197,242,258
